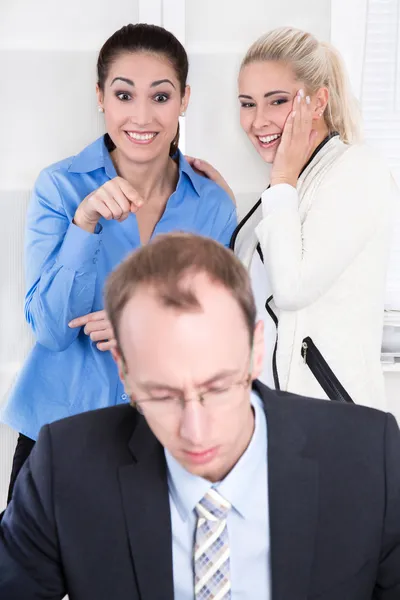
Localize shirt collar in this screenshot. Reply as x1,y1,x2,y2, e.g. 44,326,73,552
68,135,202,197
165,391,267,521
67,135,116,179
175,151,202,197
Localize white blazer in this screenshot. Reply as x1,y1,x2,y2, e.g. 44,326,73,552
232,135,394,409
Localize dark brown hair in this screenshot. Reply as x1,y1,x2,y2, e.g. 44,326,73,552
97,23,189,155
105,233,256,350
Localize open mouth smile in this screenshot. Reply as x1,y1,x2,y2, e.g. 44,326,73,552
124,131,159,145
257,133,282,148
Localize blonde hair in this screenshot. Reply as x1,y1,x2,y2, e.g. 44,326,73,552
241,27,362,144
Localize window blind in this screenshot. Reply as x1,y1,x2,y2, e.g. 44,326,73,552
361,0,400,310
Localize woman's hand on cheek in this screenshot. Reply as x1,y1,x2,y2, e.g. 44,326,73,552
270,89,318,188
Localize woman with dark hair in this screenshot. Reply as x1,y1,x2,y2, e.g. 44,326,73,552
1,23,236,502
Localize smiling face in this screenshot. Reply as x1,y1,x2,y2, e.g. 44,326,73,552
239,60,304,163
97,51,190,164
112,273,264,483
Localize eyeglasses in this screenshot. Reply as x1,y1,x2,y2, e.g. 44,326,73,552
132,371,252,416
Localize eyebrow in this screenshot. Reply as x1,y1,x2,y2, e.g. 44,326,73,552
140,369,240,393
111,77,134,86
151,79,176,89
238,89,290,100
110,77,176,89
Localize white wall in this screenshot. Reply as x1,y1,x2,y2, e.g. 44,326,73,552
1,0,399,512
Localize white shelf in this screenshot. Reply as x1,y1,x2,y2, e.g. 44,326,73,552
382,312,400,358
382,352,400,372
384,311,400,327
382,362,400,373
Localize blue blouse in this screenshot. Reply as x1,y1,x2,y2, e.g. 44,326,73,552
1,136,237,439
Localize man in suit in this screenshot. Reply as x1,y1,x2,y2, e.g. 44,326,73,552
0,233,399,600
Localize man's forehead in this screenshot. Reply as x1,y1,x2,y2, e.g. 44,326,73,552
122,276,236,315
118,280,247,343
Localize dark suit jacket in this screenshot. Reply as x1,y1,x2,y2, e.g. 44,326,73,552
0,382,399,599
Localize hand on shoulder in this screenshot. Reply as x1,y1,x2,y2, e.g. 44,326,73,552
185,156,236,204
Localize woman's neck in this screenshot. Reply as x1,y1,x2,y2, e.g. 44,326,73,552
305,121,332,165
111,149,179,204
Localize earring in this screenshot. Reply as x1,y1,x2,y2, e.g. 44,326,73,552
319,110,324,117
180,111,186,117
98,106,104,113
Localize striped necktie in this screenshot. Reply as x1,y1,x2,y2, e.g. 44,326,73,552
194,488,232,600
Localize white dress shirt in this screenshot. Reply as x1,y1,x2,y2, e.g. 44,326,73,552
165,391,271,599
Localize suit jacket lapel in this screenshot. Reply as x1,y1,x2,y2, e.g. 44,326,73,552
119,382,318,600
118,416,174,600
255,383,319,600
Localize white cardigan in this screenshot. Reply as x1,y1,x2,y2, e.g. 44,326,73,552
234,136,394,409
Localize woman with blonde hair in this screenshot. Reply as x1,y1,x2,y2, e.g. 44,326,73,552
191,27,395,408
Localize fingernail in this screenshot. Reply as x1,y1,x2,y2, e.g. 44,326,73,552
299,89,305,98
306,95,311,104
292,110,296,118
297,95,301,103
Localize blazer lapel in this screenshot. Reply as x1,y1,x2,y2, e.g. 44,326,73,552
118,416,174,600
257,384,319,600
